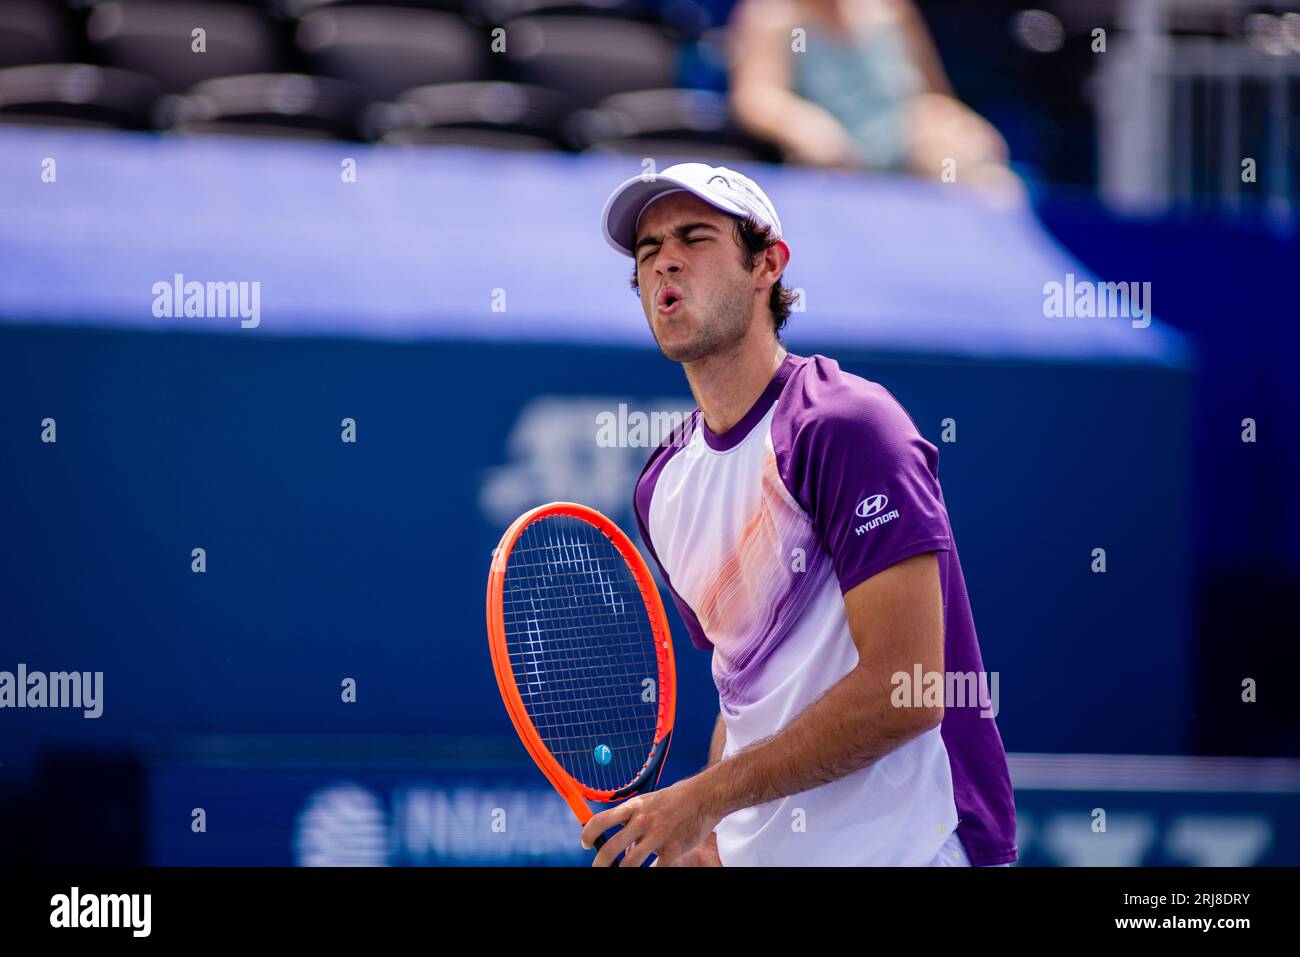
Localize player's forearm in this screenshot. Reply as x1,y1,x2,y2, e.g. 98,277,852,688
705,713,726,767
693,666,941,819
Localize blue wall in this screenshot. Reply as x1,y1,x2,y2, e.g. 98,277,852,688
0,327,1193,786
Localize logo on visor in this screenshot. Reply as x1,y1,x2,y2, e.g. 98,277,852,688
708,173,768,217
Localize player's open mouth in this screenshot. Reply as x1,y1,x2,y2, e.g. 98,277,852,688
657,288,684,315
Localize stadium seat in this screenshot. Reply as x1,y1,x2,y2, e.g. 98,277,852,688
275,0,470,19
568,87,779,162
295,6,487,101
475,0,690,33
363,80,569,150
0,0,77,69
86,0,287,93
155,72,365,139
0,62,160,129
501,15,679,109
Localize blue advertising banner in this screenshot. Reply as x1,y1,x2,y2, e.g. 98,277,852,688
143,749,1300,866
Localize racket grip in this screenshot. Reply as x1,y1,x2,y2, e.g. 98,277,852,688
592,825,623,866
591,830,658,867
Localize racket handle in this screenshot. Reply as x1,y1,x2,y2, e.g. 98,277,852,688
591,827,658,865
592,826,623,866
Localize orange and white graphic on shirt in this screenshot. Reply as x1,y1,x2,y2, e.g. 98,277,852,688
694,442,822,680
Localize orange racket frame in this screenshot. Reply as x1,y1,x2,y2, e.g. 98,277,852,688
486,502,677,830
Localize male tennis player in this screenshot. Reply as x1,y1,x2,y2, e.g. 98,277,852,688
582,163,1017,866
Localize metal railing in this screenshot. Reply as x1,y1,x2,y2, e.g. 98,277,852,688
1094,0,1298,217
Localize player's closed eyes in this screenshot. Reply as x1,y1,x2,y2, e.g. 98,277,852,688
639,237,708,265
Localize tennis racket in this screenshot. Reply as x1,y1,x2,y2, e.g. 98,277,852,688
486,502,676,863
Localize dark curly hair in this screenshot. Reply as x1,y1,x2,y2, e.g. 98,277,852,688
629,216,798,336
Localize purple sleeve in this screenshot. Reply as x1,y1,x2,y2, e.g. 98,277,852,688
633,424,712,651
774,359,951,594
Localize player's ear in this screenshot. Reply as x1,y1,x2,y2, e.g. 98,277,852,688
769,240,791,273
757,241,790,289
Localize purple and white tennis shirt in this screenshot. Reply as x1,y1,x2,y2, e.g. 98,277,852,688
634,353,1017,866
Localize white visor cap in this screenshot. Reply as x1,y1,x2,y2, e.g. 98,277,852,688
601,163,783,258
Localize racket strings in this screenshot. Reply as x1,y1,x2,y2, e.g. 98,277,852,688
502,514,662,794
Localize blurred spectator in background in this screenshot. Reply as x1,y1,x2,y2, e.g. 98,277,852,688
727,0,1022,200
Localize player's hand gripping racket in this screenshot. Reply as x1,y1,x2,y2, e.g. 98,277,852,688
487,502,676,865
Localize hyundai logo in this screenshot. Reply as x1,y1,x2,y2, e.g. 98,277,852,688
856,494,888,518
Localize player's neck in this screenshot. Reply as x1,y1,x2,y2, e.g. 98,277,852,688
684,335,787,437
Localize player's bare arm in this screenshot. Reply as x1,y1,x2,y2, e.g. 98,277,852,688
582,550,944,866
696,550,944,815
